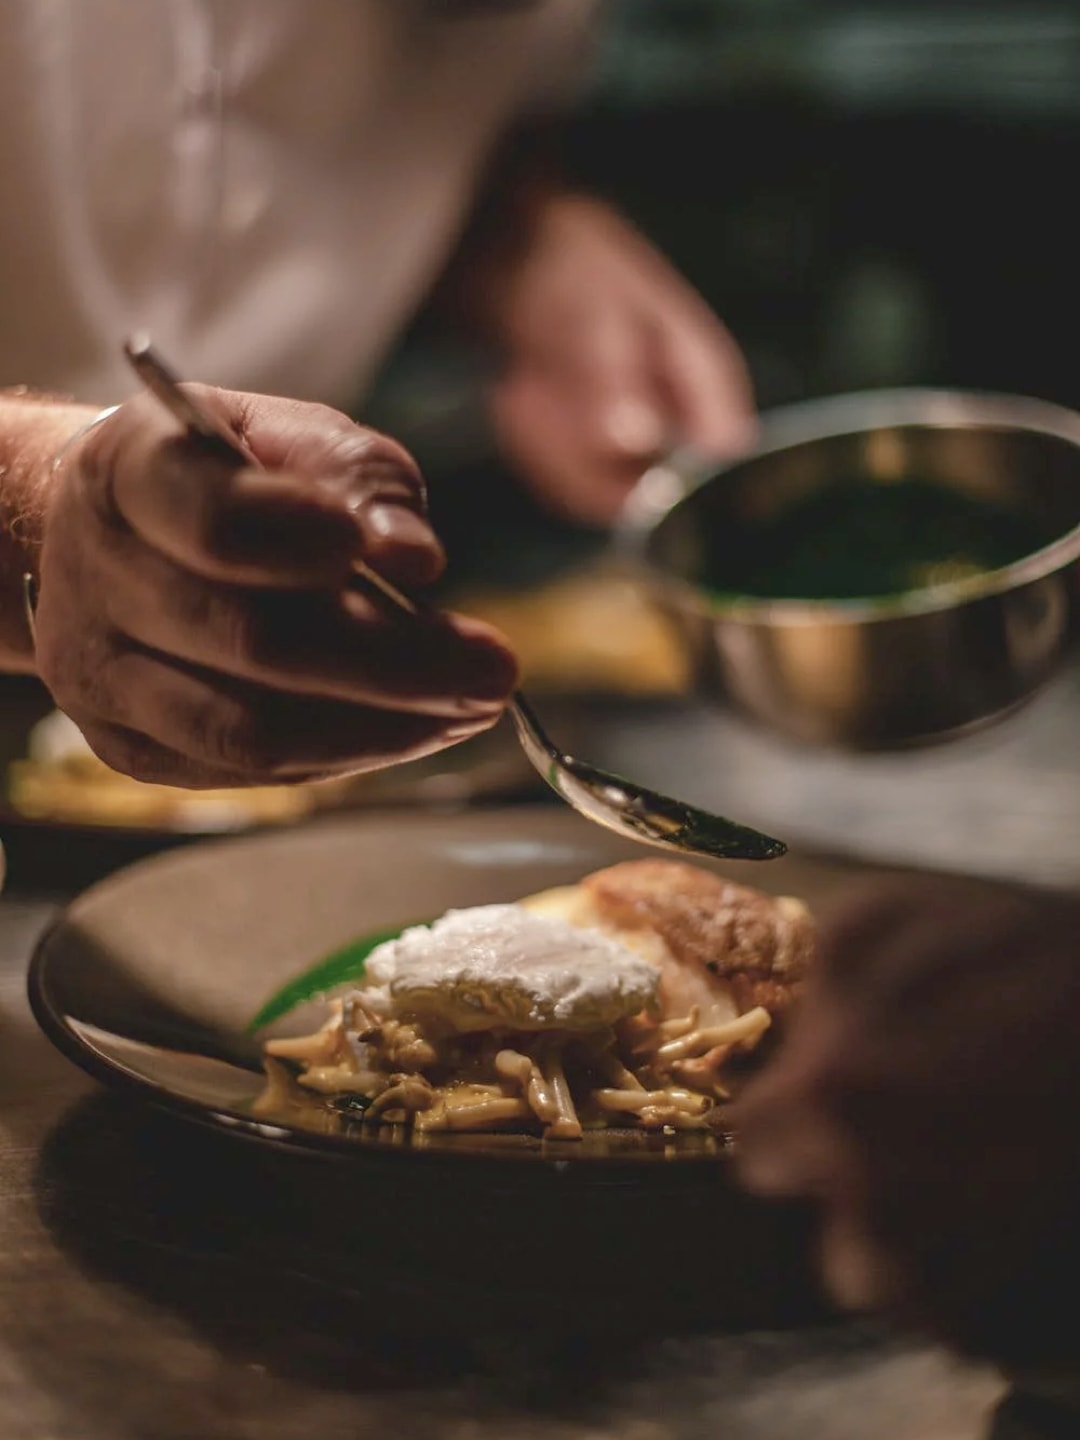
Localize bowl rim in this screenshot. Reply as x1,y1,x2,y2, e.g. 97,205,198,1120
625,387,1080,626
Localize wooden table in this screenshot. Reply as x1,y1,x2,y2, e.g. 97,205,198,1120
0,885,1005,1440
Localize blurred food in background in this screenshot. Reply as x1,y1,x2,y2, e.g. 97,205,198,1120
3,702,547,833
452,567,688,695
7,711,344,831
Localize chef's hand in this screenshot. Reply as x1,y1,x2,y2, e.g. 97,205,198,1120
487,195,756,526
34,388,516,787
732,874,1080,1373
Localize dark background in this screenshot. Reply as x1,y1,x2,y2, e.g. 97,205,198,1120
582,0,1079,412
368,1,1080,584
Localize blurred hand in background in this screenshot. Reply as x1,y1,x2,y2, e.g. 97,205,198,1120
733,872,1080,1379
484,194,756,526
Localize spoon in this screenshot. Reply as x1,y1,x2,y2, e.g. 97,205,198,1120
123,335,785,862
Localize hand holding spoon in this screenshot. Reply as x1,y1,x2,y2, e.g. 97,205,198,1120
123,335,785,862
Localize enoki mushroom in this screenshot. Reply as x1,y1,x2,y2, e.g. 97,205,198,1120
264,999,773,1139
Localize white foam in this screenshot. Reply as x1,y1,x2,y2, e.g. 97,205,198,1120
359,903,658,1031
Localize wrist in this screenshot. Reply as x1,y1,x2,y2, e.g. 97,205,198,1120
0,394,101,670
1,393,101,554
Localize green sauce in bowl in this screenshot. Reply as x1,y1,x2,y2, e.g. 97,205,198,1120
702,476,1056,604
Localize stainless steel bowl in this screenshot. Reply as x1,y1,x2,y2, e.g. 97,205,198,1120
622,390,1080,748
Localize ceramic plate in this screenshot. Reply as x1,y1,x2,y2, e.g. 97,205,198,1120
29,803,870,1158
30,805,870,1328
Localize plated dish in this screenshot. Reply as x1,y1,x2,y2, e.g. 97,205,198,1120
260,860,811,1140
27,806,864,1163
27,807,862,1332
29,806,855,1166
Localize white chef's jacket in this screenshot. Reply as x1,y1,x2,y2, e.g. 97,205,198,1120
0,0,594,408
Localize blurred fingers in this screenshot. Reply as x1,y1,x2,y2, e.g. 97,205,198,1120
69,646,496,784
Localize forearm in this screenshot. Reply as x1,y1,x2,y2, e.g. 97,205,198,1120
0,391,98,672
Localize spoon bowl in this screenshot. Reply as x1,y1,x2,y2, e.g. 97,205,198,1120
508,694,785,861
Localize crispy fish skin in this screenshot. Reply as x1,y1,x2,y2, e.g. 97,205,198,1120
580,860,815,1014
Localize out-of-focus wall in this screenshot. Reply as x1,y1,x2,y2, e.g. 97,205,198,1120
593,2,1080,121
576,1,1080,410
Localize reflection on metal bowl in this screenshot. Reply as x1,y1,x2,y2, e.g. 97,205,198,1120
623,390,1080,748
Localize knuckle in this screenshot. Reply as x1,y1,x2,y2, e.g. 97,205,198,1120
194,701,283,776
328,429,425,507
176,383,244,439
300,399,357,435
253,394,357,452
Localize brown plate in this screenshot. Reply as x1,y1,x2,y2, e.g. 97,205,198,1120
28,805,860,1330
27,804,861,1161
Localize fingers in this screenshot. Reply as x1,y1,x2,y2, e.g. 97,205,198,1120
493,307,757,527
67,645,495,785
78,388,445,591
652,306,758,457
79,524,515,717
563,310,668,464
492,301,670,527
577,300,758,467
730,872,1080,1358
491,368,644,527
36,384,519,788
496,299,679,524
242,395,443,588
730,986,854,1198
